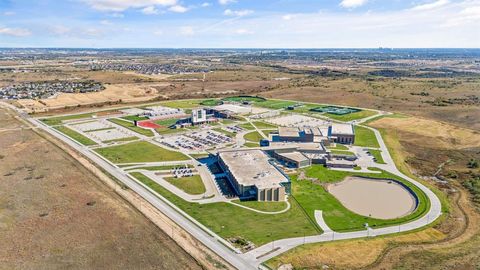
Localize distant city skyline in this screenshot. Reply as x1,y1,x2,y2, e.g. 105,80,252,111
1,0,479,48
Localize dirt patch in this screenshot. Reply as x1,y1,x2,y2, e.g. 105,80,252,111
328,177,416,219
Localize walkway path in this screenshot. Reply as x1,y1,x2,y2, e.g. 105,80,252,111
314,211,333,233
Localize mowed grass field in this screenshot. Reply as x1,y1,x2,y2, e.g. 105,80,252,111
130,172,320,245
41,112,96,126
95,141,189,163
231,200,288,212
108,118,154,137
294,165,430,232
325,109,378,122
244,131,264,142
368,149,386,164
54,126,97,146
354,126,380,148
164,175,206,195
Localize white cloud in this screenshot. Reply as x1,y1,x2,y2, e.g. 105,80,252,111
153,29,164,35
109,13,124,18
411,0,450,11
224,9,253,16
443,5,480,26
180,26,194,35
81,0,177,12
235,28,253,35
201,2,211,7
142,6,159,14
218,0,236,5
169,5,188,13
340,0,368,8
100,19,113,25
0,27,31,37
282,14,295,20
3,11,16,16
82,28,104,37
50,25,71,35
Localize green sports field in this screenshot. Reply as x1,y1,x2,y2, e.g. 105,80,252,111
95,141,189,163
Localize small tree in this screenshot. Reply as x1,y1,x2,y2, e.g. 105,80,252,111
467,159,479,169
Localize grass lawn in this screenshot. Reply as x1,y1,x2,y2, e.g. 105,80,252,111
126,164,193,171
244,142,260,148
262,129,277,137
368,149,386,164
244,131,264,142
252,121,278,129
54,126,97,146
253,99,298,109
41,113,96,126
154,118,180,126
200,99,222,106
130,172,320,245
160,99,203,109
295,165,430,232
238,122,255,130
231,200,288,212
190,153,210,159
102,136,138,143
220,119,236,125
108,118,154,137
222,96,266,103
326,110,378,122
330,150,356,156
94,141,189,163
354,126,380,148
164,175,206,195
121,115,148,122
156,127,184,135
213,128,235,137
327,144,349,150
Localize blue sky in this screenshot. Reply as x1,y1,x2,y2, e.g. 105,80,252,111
0,0,479,48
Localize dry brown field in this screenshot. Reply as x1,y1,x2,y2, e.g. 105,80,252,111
263,76,480,130
0,107,202,270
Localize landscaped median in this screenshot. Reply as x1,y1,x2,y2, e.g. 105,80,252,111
54,126,97,146
354,126,380,148
129,172,320,247
164,175,206,195
94,141,189,163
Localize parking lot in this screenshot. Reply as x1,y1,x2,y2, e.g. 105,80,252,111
158,130,232,151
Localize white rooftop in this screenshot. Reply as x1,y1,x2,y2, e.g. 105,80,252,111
331,123,355,135
214,104,252,114
219,149,289,189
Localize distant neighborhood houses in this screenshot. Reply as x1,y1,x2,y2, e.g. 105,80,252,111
89,63,210,75
0,80,105,100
